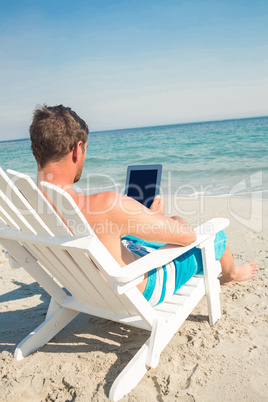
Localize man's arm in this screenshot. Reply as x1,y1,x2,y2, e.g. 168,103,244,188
108,193,196,246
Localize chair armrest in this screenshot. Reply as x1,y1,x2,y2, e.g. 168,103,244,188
112,218,229,285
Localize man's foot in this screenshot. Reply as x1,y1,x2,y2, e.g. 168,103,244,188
219,262,259,285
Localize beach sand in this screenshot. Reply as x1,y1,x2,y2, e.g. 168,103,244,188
0,196,267,401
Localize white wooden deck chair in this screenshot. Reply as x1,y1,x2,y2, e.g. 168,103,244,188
0,167,229,401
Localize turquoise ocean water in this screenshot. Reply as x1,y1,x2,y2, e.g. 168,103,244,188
0,117,267,199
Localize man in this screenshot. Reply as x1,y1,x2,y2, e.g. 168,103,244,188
30,105,258,305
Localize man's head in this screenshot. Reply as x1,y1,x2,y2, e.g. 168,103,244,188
30,105,89,170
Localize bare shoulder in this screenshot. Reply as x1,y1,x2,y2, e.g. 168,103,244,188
74,191,123,214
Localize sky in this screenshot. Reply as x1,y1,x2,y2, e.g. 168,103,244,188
0,0,268,141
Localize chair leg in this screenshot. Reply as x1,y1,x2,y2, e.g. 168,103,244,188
14,306,79,360
146,318,163,368
109,340,150,402
46,297,60,319
201,243,221,326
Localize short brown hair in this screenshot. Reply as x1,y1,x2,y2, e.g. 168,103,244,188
30,104,89,168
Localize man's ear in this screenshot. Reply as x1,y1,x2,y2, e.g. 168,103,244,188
72,141,83,163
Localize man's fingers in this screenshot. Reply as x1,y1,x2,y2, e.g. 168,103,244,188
150,195,165,214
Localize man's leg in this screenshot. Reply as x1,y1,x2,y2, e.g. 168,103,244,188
219,243,259,284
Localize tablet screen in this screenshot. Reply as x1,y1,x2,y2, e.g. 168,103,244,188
125,165,162,208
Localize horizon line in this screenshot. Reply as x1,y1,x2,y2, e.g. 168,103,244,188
92,114,268,135
1,114,267,143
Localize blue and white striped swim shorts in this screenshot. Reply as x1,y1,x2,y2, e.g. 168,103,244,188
121,231,227,307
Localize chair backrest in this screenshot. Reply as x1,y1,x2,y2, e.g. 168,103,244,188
0,168,148,320
5,169,71,236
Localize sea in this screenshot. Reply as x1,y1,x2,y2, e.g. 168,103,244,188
0,116,267,199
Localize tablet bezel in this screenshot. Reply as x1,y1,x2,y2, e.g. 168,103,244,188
125,164,162,207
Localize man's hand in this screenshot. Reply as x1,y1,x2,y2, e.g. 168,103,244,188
150,195,165,215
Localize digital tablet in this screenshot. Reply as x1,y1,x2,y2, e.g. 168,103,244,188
125,164,162,208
